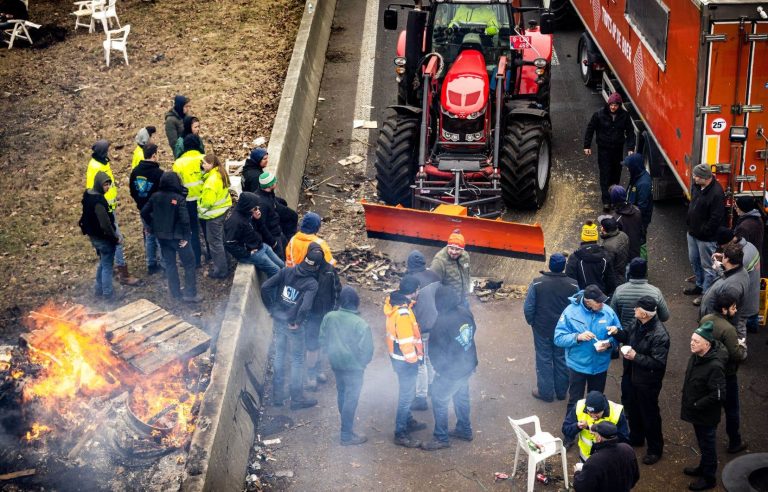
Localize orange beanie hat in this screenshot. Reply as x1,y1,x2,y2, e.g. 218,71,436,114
448,229,465,249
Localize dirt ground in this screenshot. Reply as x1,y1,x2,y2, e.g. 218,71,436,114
0,0,303,341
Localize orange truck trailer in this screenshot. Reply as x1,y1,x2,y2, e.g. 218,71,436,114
566,0,768,206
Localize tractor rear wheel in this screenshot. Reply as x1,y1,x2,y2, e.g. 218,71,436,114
374,112,419,207
500,118,552,210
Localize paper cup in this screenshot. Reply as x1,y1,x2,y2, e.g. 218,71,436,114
621,345,632,356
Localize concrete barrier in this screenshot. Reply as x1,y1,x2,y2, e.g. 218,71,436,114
269,0,337,209
181,0,338,490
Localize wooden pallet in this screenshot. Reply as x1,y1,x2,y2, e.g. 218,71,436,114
97,299,211,375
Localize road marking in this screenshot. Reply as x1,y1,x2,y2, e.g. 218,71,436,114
350,0,380,172
551,47,559,66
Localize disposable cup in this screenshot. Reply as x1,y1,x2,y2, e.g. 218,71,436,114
621,345,632,356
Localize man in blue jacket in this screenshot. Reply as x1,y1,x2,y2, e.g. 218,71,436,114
555,285,622,413
623,153,652,242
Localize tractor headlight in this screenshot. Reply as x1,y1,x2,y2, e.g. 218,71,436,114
441,128,460,142
466,108,486,120
441,107,459,119
466,130,484,142
533,58,547,68
394,56,406,75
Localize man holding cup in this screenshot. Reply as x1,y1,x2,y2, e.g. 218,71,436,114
554,284,623,416
610,296,670,465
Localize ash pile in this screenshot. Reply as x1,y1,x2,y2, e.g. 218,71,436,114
473,279,528,303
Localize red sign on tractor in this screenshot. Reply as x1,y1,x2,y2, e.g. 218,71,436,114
509,35,532,50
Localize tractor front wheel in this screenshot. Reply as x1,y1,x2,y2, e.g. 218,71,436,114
374,112,419,207
500,118,552,210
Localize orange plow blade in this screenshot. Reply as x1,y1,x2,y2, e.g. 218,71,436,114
362,201,545,260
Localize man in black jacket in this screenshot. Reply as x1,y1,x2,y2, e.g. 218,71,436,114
734,195,766,278
79,171,121,299
573,421,640,492
524,253,579,402
681,321,728,491
261,248,322,410
421,285,478,451
583,92,636,209
223,192,284,277
305,242,341,391
610,296,669,465
255,171,298,259
610,185,644,260
566,221,617,295
141,172,200,303
129,143,164,275
686,163,726,299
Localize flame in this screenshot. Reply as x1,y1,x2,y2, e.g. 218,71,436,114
25,423,51,441
19,303,200,446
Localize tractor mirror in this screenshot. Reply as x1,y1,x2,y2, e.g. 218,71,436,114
539,11,555,35
384,9,398,30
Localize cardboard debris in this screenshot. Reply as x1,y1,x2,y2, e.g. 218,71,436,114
338,154,365,166
262,438,281,446
353,119,377,129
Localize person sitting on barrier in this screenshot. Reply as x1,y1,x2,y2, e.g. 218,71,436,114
223,192,284,278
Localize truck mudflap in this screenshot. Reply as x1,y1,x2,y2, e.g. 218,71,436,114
362,200,545,260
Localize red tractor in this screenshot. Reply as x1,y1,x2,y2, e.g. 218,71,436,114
375,0,555,217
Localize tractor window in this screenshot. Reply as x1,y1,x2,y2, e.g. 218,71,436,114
431,4,511,74
624,0,669,69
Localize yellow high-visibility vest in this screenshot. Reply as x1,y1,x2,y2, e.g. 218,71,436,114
575,399,623,461
85,158,117,211
131,145,144,169
198,168,232,220
172,150,205,201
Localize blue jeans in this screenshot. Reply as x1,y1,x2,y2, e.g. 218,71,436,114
186,200,202,266
334,369,364,439
416,334,434,399
533,331,569,401
141,218,161,268
693,424,718,479
391,359,419,437
240,243,284,277
725,374,742,448
158,238,197,298
90,237,116,297
113,212,126,267
273,320,306,400
687,233,717,291
431,371,472,443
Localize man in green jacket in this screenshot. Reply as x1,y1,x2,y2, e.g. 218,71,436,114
699,291,747,455
430,230,471,305
320,286,373,446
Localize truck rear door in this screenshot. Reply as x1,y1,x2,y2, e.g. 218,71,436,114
701,19,768,196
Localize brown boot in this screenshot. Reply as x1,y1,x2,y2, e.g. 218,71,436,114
116,265,141,286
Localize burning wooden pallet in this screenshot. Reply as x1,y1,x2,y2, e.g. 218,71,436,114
97,299,211,376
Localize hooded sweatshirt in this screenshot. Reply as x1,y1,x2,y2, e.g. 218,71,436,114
430,286,478,379
165,95,187,152
223,192,274,259
624,153,653,227
613,202,643,258
140,172,190,241
260,261,319,325
565,242,617,294
85,140,117,212
242,148,267,193
554,291,622,375
320,288,374,372
309,242,341,316
79,171,119,243
129,159,164,212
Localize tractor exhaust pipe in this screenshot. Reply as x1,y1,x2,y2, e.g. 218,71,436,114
492,56,508,189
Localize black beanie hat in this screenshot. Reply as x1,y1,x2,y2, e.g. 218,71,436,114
398,275,420,295
628,257,647,279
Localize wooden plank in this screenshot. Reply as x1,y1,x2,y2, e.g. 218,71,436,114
130,328,210,375
0,469,35,481
113,315,183,354
109,310,176,346
105,307,165,337
97,299,161,334
119,321,190,361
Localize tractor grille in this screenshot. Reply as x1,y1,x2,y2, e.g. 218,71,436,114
440,114,485,142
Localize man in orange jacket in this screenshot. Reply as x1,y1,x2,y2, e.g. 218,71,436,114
384,275,426,448
285,212,336,267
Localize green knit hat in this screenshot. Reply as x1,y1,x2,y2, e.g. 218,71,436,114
259,171,277,189
694,320,715,342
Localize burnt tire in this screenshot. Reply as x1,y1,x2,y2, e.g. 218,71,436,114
500,118,552,210
374,112,419,207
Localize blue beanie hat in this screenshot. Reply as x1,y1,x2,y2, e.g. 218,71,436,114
609,185,627,204
249,148,268,165
300,212,322,234
339,286,360,310
548,253,566,273
407,250,427,273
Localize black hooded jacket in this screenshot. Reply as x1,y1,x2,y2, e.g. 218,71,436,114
309,242,342,317
129,160,164,211
260,262,319,325
614,202,643,258
140,172,191,241
613,316,670,385
223,192,275,259
681,341,728,427
573,439,639,492
584,105,636,151
79,171,119,243
91,139,110,164
241,159,263,195
254,188,290,249
565,242,617,295
687,179,726,242
430,286,478,380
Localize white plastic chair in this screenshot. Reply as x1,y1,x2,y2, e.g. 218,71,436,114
72,0,101,31
90,0,119,33
102,24,129,67
508,416,569,492
3,0,39,49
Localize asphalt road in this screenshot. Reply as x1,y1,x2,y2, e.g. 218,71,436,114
261,1,768,490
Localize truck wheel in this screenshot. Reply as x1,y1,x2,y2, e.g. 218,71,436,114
500,118,552,210
374,112,419,207
579,38,598,87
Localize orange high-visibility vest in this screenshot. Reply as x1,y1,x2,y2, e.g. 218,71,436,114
383,297,423,363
